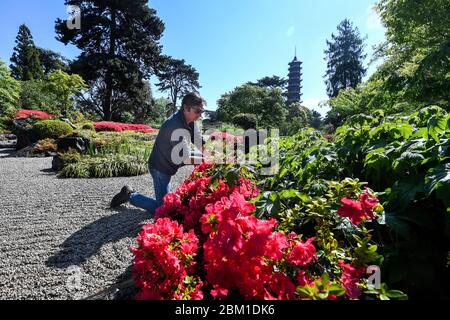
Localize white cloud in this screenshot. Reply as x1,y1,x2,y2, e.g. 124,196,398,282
285,26,295,38
366,5,382,30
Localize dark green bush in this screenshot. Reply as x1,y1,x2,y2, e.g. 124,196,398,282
232,113,257,130
34,120,73,139
81,122,94,130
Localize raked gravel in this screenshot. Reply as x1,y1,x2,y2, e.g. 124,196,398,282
0,149,193,300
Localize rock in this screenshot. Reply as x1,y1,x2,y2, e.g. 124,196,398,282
52,154,64,171
0,141,17,148
57,136,91,154
0,134,17,141
15,128,39,150
61,118,77,129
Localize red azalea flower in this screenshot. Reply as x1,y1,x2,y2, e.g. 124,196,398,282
337,198,365,225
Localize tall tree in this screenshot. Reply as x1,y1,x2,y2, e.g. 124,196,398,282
37,48,70,76
10,24,43,81
324,19,367,98
216,84,286,128
155,57,201,115
248,75,288,91
376,0,450,107
309,110,322,129
55,0,165,120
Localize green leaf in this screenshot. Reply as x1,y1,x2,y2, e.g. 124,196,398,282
386,290,408,300
425,163,450,195
385,212,413,239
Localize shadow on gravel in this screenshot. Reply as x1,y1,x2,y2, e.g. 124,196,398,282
40,168,57,176
46,207,151,270
84,265,138,300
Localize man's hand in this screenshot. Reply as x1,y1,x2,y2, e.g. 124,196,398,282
183,156,210,165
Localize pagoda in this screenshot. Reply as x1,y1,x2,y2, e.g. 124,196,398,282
287,49,303,104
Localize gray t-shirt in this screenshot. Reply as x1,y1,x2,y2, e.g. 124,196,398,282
148,110,204,176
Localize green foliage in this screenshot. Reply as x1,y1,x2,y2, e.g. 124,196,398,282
81,122,94,130
216,84,287,128
58,154,148,178
33,120,73,139
44,70,87,114
10,24,43,81
232,113,257,130
55,129,155,179
248,106,450,298
333,107,450,298
19,80,58,114
0,60,20,116
37,47,69,76
376,0,450,108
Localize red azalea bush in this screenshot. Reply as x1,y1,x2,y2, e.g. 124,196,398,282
132,218,203,300
93,121,158,133
132,163,386,300
15,109,54,120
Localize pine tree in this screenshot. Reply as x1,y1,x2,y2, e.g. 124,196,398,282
324,19,367,98
156,56,200,115
55,0,165,120
10,24,43,81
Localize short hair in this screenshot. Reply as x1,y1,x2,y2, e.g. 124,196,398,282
181,92,206,110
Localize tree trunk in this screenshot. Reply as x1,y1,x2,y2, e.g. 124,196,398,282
103,8,116,121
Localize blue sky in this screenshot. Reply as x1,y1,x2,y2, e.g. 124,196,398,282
0,0,385,116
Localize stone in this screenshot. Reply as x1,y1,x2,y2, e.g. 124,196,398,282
57,136,91,154
15,128,39,150
52,154,64,171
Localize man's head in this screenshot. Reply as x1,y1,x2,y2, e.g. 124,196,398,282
181,92,206,123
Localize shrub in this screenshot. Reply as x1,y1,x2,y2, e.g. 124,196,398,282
34,120,73,139
15,109,54,120
35,138,57,153
81,122,94,130
232,113,257,130
94,121,158,133
57,154,148,178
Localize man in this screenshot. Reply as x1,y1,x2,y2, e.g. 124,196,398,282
110,92,208,213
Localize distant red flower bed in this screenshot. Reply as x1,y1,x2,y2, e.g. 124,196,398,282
15,109,54,120
94,121,159,133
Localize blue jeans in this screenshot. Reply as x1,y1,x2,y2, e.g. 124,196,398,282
129,169,172,215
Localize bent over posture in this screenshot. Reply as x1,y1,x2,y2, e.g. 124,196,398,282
110,92,207,214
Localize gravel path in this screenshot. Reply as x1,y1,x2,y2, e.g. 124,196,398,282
0,149,193,300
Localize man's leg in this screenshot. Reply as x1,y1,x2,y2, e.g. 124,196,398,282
128,169,171,214
151,169,172,207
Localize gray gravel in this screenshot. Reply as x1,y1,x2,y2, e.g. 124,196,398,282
0,149,193,300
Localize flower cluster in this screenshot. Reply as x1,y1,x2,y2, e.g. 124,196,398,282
203,195,317,300
337,188,380,225
132,164,376,300
15,109,54,120
132,218,203,300
339,261,366,299
94,121,158,133
155,164,259,233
